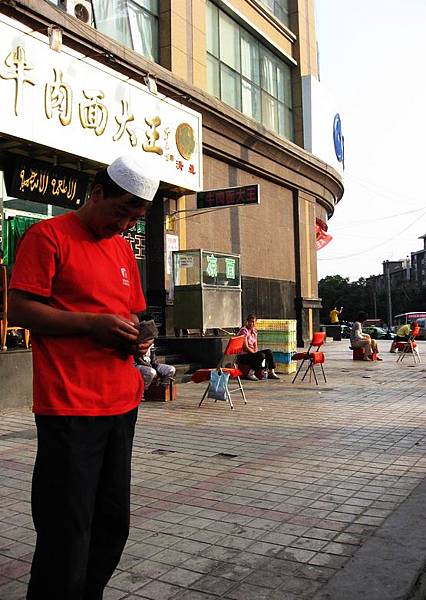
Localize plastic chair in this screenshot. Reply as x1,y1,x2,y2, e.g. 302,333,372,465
1,265,30,352
396,326,421,364
292,331,326,385
191,335,247,409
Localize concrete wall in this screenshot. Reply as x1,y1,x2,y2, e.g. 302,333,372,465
0,350,32,411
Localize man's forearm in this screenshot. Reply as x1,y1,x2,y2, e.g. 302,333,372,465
8,291,93,335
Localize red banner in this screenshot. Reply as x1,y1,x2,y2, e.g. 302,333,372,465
315,219,332,250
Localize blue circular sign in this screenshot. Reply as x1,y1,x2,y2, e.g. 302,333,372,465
333,113,344,165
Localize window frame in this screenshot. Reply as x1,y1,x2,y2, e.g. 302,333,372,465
206,0,294,140
260,0,290,27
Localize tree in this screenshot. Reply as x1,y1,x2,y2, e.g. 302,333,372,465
319,275,380,323
318,275,350,323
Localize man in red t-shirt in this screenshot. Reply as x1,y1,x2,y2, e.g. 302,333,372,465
9,155,159,600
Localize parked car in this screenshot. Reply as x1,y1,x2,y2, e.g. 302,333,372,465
341,325,352,339
362,326,395,340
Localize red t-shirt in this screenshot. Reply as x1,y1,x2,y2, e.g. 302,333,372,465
9,213,145,416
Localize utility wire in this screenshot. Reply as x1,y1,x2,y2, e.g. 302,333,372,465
345,172,421,205
318,210,426,261
332,206,425,230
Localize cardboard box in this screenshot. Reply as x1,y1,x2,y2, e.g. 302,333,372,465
144,381,176,402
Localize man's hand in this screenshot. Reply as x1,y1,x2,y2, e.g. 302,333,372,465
88,314,140,348
8,290,143,352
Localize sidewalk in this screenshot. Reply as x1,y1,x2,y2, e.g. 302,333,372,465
1,340,426,599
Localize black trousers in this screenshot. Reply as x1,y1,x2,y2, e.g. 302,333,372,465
237,349,276,372
27,408,138,600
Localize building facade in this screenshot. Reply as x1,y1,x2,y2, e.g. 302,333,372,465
0,0,343,347
370,236,426,294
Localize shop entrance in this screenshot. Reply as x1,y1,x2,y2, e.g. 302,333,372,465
0,148,180,340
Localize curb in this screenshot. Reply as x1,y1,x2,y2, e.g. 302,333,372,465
313,478,426,600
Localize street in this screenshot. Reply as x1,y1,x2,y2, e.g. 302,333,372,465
1,340,426,599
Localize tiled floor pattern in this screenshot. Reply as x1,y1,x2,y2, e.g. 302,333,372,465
0,341,426,599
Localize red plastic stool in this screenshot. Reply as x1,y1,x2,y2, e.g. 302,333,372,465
351,347,378,361
351,348,379,361
352,347,365,360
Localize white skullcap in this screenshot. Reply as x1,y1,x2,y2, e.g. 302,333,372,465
107,155,160,201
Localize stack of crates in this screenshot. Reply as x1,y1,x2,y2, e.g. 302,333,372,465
256,319,297,374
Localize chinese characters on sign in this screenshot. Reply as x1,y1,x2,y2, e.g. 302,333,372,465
196,185,260,209
123,220,146,261
0,46,35,116
225,258,236,280
45,67,72,126
0,15,202,192
5,157,89,209
206,254,218,278
202,251,240,287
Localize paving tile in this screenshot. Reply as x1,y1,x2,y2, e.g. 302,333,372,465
180,556,219,574
171,539,211,555
103,587,128,599
191,574,236,596
152,549,193,567
322,541,357,557
247,540,284,557
142,533,182,548
224,582,271,599
308,552,348,569
134,579,182,599
291,536,328,552
0,558,30,579
129,559,173,579
208,562,252,581
159,566,203,587
124,543,164,560
173,591,219,600
258,531,297,546
214,534,254,551
227,551,268,569
2,346,426,599
267,590,301,600
109,570,152,593
243,559,298,590
200,546,239,562
0,579,28,600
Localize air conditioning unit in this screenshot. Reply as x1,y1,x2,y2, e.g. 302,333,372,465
60,0,93,25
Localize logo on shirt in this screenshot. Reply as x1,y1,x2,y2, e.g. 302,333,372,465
120,267,130,287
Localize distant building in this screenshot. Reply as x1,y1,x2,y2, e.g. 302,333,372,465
368,235,426,294
411,234,426,286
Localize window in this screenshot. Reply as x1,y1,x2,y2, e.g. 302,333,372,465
261,0,290,27
92,0,159,63
206,1,293,140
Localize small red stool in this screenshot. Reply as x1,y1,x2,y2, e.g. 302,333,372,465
352,347,365,360
351,347,378,361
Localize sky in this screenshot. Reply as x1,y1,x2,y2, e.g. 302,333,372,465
314,0,426,282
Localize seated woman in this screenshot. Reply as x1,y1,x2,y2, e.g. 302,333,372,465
350,311,382,361
389,321,417,353
237,314,280,380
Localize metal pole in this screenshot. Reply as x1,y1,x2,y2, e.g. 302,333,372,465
385,261,393,327
372,282,377,319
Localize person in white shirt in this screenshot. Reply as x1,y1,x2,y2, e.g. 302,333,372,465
135,341,175,390
350,312,382,361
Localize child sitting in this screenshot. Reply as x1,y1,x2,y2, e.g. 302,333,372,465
135,342,176,391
